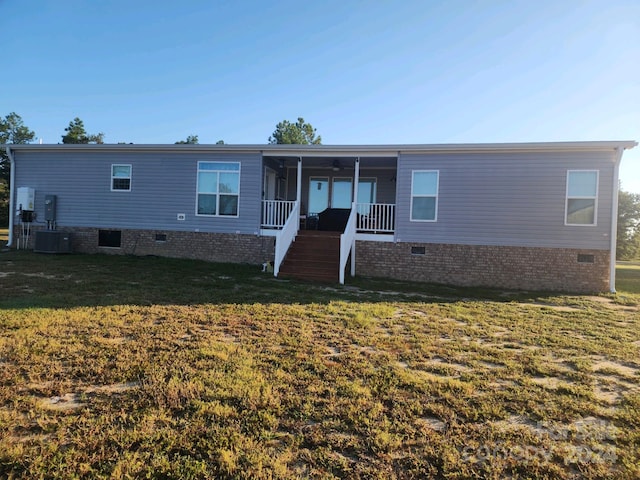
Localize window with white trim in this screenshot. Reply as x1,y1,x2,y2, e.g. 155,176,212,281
411,170,439,221
197,162,240,216
111,164,131,191
566,170,598,225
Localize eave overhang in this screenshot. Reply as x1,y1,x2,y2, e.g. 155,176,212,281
4,140,637,158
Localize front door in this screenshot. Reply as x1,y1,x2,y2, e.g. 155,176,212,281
264,168,277,200
308,177,329,216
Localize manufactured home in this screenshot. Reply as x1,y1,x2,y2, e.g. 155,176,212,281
5,141,636,292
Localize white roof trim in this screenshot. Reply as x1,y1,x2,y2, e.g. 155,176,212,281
5,140,637,157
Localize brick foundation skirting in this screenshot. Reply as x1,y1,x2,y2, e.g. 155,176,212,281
23,227,275,265
17,226,609,292
355,241,610,293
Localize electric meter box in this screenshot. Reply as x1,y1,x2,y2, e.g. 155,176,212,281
45,195,57,222
17,187,35,211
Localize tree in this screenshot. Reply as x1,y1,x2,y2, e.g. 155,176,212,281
216,140,225,145
617,189,640,260
1,112,36,182
1,113,35,226
268,117,321,145
61,117,104,144
175,135,199,145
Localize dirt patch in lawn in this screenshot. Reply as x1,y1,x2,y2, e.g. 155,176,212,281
530,376,573,389
416,416,447,432
591,358,639,378
40,393,84,411
426,357,471,372
516,302,582,313
586,295,639,311
85,382,140,394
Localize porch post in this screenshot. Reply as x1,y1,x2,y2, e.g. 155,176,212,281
353,157,360,207
296,157,302,203
351,157,360,277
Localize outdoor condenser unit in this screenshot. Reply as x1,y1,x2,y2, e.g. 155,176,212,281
34,231,72,254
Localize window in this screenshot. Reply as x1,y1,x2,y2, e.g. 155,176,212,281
411,170,439,221
356,178,377,215
197,162,240,216
332,177,352,208
566,170,598,225
98,230,121,248
357,178,377,205
111,164,131,191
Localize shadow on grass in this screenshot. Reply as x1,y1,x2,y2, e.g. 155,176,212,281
0,250,582,310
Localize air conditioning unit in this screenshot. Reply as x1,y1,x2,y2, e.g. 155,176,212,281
34,231,72,254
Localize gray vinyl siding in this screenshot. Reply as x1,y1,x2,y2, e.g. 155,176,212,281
395,151,615,249
14,151,262,234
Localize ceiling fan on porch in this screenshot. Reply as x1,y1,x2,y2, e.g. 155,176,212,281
329,159,354,171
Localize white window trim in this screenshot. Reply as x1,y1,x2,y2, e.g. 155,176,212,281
111,164,132,192
565,169,598,226
410,170,439,222
195,161,241,218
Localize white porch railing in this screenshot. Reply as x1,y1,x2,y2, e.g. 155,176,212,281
356,203,395,233
262,200,296,229
274,201,299,278
339,203,358,284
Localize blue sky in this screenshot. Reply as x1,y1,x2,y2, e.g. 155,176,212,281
2,0,639,191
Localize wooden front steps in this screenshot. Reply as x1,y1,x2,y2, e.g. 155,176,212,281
277,230,341,283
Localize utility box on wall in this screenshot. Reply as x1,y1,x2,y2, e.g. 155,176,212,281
17,187,35,211
45,195,57,222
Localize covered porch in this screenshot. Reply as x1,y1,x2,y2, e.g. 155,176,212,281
259,153,397,284
260,155,397,235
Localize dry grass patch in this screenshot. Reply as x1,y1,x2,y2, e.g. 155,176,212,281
0,251,639,478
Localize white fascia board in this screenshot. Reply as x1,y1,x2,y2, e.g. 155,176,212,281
4,140,637,156
397,141,638,154
2,143,267,155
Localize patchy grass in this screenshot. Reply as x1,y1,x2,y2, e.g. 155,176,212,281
0,251,639,479
617,262,640,295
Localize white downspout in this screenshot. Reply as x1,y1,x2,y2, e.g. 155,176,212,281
6,146,16,247
609,147,624,293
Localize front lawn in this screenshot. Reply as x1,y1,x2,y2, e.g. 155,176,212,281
0,251,638,479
